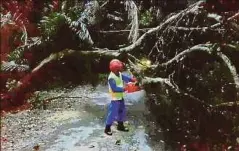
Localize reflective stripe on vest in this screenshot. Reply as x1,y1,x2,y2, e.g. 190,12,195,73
108,72,124,100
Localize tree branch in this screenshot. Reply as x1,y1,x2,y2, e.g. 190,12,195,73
149,44,239,98
125,0,139,43
107,14,124,22
97,28,151,33
151,44,213,69
32,49,120,73
142,76,212,107
45,96,90,102
211,12,239,29
117,1,205,53
228,12,239,21
169,26,225,32
217,50,239,94
215,101,239,107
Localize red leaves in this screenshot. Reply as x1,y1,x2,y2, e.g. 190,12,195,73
205,0,239,12
19,74,32,87
1,0,33,61
188,142,210,151
0,0,40,61
0,93,11,100
2,0,33,27
52,0,59,11
27,23,40,37
0,0,60,112
0,24,19,61
2,62,54,109
23,52,34,62
0,98,31,114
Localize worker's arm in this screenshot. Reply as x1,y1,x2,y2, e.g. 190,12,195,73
108,78,124,92
121,74,137,83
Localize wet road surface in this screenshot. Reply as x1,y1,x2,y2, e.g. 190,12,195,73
1,85,170,151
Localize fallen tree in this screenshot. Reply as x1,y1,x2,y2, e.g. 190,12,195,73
1,0,238,149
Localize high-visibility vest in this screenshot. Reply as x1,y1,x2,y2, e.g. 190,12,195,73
108,72,124,100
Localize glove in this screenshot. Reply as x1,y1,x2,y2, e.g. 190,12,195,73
123,87,128,92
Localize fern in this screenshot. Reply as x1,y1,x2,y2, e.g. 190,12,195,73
39,0,97,46
77,21,94,45
139,10,154,27
1,61,29,72
39,12,67,41
7,37,42,64
83,0,101,25
69,0,101,46
125,0,139,43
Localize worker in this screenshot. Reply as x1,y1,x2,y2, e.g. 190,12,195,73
104,59,137,135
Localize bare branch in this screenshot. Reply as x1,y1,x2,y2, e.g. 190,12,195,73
151,44,213,69
228,12,239,21
217,50,239,94
100,0,108,8
127,53,142,63
32,49,120,73
125,0,139,43
215,101,239,107
211,12,239,29
21,25,28,45
97,28,151,33
169,26,225,32
107,14,124,22
118,1,205,52
127,58,142,74
80,49,120,56
207,13,222,22
45,96,90,102
142,76,212,107
142,76,172,86
149,43,238,96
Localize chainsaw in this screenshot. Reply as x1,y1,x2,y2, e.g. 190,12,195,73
125,81,141,93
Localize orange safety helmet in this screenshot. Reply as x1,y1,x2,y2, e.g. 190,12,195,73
109,59,123,73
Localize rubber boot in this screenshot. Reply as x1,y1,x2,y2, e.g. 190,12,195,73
117,121,129,132
104,125,112,135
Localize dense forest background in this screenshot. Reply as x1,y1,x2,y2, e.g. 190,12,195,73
1,0,239,150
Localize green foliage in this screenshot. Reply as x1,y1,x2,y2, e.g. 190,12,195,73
65,5,84,21
7,37,42,64
29,91,48,109
139,10,154,27
98,73,108,81
39,12,67,41
38,0,96,46
59,1,84,21
7,46,26,63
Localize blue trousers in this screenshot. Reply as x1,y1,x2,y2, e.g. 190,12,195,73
105,100,126,125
